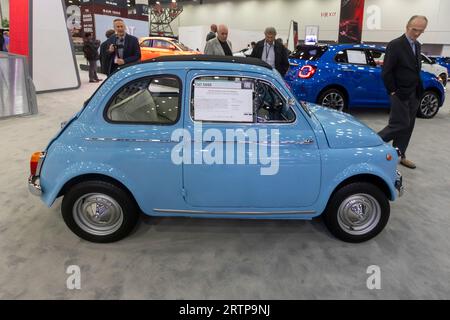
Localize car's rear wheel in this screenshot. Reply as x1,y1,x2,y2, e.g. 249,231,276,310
61,180,139,243
318,88,347,111
323,182,390,243
417,91,440,119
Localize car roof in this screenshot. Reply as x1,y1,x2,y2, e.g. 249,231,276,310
115,55,273,74
139,36,177,42
328,43,386,51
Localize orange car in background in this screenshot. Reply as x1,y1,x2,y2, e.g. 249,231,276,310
139,37,201,61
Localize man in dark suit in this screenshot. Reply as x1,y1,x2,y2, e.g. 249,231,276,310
250,27,289,76
104,19,141,75
378,15,428,169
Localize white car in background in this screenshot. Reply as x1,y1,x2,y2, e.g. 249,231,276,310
421,53,448,86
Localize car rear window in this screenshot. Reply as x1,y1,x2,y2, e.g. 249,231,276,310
289,45,328,60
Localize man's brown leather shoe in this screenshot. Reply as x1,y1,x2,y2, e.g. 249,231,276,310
400,158,416,169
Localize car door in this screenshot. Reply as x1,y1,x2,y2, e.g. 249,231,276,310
101,73,185,213
366,49,390,106
335,48,380,106
181,70,321,209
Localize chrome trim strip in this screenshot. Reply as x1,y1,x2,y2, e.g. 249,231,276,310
85,137,174,143
85,137,315,146
153,208,315,215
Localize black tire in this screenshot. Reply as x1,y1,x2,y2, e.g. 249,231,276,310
317,88,348,112
417,91,440,119
323,182,390,243
61,180,139,243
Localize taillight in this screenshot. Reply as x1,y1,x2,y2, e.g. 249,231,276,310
30,151,43,176
298,65,317,79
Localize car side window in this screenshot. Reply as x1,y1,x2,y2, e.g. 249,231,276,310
368,50,385,67
190,76,295,123
140,40,152,47
335,50,347,63
153,40,171,49
254,81,295,123
106,76,181,124
335,49,368,65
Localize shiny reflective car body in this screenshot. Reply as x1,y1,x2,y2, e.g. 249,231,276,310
139,36,200,61
285,44,446,119
29,55,402,243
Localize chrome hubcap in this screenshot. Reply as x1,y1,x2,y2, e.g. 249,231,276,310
337,194,381,235
73,193,123,236
322,92,345,111
420,94,439,117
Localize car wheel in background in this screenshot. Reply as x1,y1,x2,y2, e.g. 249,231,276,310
322,182,390,243
318,88,347,112
417,91,440,119
61,180,139,243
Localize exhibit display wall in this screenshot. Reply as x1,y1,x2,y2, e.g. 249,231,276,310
176,0,450,47
32,0,80,92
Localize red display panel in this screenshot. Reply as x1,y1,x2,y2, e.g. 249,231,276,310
9,0,30,56
338,0,365,43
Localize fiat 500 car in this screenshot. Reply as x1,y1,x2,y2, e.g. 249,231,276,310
29,55,403,243
285,44,445,119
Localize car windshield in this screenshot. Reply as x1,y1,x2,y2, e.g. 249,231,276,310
289,45,328,60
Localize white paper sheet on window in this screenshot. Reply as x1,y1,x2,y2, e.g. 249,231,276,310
347,50,367,65
194,80,253,122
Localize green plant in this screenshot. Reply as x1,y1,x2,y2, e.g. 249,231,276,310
1,18,9,29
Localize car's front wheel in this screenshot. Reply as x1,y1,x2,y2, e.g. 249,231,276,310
323,182,390,243
61,180,139,243
417,91,440,119
318,88,347,111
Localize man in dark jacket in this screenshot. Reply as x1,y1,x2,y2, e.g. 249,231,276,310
83,32,102,82
378,15,428,169
250,27,289,76
104,19,141,75
206,24,217,41
100,29,115,75
0,31,4,52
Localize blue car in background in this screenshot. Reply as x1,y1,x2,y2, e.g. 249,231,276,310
285,44,446,119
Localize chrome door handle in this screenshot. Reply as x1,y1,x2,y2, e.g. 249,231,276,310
299,138,314,145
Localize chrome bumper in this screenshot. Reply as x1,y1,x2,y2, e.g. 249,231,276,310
28,175,42,196
395,170,404,197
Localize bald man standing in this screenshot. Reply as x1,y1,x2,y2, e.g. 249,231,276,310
204,24,233,56
378,15,428,169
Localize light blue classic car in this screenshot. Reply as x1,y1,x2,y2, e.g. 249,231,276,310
29,55,403,243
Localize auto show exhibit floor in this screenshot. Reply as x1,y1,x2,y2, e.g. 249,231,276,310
0,69,449,299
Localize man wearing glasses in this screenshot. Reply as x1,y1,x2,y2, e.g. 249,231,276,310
378,15,428,169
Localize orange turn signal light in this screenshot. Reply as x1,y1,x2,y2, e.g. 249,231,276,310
386,153,393,161
30,151,42,176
